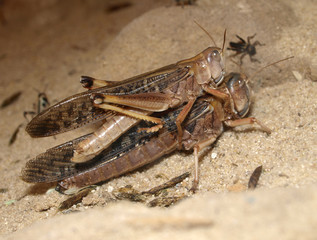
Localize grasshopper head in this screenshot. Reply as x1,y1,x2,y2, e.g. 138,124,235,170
225,72,250,118
202,47,225,87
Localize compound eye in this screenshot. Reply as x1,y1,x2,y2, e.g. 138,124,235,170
211,50,221,61
205,48,224,86
226,73,250,117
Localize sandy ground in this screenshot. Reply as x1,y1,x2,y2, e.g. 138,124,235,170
0,0,316,239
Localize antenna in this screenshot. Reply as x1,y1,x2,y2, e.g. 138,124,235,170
193,20,217,47
248,56,294,81
221,29,227,55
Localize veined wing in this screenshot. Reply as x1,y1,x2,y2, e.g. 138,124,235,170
21,134,91,183
26,64,190,137
26,92,112,137
21,123,157,183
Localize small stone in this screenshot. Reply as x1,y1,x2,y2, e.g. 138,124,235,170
107,185,114,193
211,152,217,159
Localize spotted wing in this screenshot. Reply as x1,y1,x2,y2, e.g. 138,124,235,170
26,64,190,137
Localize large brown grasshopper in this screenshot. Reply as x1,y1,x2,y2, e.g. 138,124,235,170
22,71,271,192
25,31,227,163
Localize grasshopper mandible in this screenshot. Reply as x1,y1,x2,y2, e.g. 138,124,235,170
22,70,271,192
25,27,227,163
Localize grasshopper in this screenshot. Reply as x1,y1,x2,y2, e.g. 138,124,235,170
25,28,227,163
24,91,50,122
8,91,49,146
22,71,271,192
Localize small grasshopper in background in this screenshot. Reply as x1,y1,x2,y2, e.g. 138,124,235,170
227,34,265,64
24,91,50,122
8,90,49,146
25,25,227,164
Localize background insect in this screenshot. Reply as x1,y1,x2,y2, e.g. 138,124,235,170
24,92,50,122
227,34,265,64
8,91,50,146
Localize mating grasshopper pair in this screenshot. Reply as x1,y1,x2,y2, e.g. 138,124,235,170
22,71,269,192
22,28,273,192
